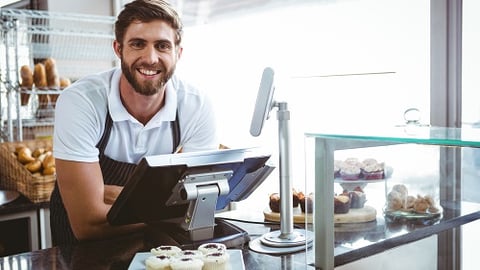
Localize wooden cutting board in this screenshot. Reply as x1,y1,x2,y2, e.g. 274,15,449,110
263,205,376,224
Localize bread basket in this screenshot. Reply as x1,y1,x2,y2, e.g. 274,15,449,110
0,139,55,203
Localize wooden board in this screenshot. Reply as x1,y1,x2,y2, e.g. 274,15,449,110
263,205,377,224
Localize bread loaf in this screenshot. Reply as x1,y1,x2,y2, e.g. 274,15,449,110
20,65,34,105
33,63,47,88
44,57,60,89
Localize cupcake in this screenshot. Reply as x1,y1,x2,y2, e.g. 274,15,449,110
362,162,384,180
299,193,313,213
346,187,366,209
198,243,227,255
176,249,203,260
169,257,204,270
145,255,173,270
339,165,362,180
150,245,182,256
268,193,281,212
202,251,230,270
334,194,351,214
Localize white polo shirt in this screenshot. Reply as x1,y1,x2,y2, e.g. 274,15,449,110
53,68,218,164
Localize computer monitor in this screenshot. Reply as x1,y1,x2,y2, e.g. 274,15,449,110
107,147,273,245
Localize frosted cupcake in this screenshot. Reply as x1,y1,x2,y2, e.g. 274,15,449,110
169,257,204,270
145,254,173,270
150,245,182,256
176,249,204,260
198,243,227,255
202,251,231,270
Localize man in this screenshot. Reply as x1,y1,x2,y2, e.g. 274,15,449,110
50,0,218,245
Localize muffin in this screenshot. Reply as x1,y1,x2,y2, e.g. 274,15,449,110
145,255,173,270
346,187,366,209
268,189,303,213
334,194,351,214
339,165,362,180
202,251,230,270
299,193,313,213
169,257,204,270
150,245,182,256
198,243,227,255
362,162,385,180
269,193,281,212
176,249,203,260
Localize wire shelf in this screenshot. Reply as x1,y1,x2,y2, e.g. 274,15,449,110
0,9,118,141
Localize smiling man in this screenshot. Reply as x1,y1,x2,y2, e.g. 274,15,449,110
50,0,219,245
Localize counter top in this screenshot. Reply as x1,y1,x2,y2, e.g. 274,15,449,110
0,219,314,270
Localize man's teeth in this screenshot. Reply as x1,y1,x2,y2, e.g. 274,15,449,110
139,69,158,76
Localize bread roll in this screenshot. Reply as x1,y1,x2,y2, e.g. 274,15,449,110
32,147,45,158
42,166,56,175
20,65,34,105
44,58,60,89
17,147,35,164
25,160,42,173
42,153,55,169
59,77,71,89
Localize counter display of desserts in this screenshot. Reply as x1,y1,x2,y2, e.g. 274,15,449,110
384,184,442,225
263,188,377,224
127,243,244,270
334,157,392,191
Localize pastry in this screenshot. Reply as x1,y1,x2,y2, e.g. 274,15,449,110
299,193,313,213
347,187,366,209
339,165,361,180
202,251,230,270
59,77,71,89
145,254,173,270
362,161,385,180
33,62,49,106
176,250,203,259
198,243,226,255
334,194,350,214
20,65,34,105
44,57,60,89
169,257,204,270
17,147,35,164
268,189,302,213
33,63,47,89
269,193,281,212
150,245,182,256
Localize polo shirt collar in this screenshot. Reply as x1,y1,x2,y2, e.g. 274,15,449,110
108,68,177,126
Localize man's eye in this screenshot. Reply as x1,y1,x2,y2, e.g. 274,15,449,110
156,43,172,51
130,41,145,49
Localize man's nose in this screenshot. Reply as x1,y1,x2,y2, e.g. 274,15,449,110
143,46,159,63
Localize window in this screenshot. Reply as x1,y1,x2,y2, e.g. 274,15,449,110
176,0,430,207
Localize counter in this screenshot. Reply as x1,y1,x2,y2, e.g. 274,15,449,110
0,210,314,270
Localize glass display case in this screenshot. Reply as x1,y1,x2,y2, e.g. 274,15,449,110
304,126,480,270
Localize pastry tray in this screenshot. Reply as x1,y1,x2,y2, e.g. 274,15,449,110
128,249,245,270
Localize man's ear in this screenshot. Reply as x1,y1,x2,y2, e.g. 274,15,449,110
176,46,183,60
113,40,122,58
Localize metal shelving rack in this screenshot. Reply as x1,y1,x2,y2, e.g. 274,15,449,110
0,9,117,142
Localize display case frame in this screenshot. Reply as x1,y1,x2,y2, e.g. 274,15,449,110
304,126,480,270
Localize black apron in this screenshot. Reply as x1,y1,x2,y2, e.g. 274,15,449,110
50,112,180,246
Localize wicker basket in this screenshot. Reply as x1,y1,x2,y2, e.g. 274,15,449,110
0,139,56,203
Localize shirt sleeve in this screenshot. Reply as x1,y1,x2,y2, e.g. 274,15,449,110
53,81,105,162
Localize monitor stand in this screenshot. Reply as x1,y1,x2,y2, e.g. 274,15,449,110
144,218,250,250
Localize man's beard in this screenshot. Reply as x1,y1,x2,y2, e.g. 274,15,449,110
121,59,175,96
